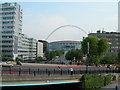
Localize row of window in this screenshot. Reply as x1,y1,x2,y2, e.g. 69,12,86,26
2,50,12,53
2,36,13,38
18,51,30,53
110,42,120,44
2,40,13,43
2,26,14,29
109,50,120,52
2,21,14,24
3,55,13,58
2,16,15,20
110,46,119,48
0,12,15,15
2,31,14,34
2,45,12,48
1,7,16,11
107,38,120,40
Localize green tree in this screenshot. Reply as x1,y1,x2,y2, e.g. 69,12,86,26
55,50,64,56
46,50,65,60
2,57,9,61
35,56,43,62
98,37,109,56
47,51,56,60
65,49,83,60
81,36,109,65
117,52,120,64
100,54,117,64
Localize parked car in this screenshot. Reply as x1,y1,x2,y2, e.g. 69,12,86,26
0,61,13,67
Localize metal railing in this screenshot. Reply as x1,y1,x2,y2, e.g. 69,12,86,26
1,67,120,76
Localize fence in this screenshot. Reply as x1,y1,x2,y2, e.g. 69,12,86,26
1,67,120,76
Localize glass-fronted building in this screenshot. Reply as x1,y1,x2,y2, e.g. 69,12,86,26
48,40,81,51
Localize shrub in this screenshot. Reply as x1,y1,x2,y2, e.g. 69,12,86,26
104,75,116,85
80,74,116,90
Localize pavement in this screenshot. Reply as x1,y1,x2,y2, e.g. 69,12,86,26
2,79,79,85
20,63,86,68
5,61,86,68
96,76,120,90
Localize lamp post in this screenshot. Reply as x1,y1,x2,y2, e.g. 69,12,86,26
73,57,76,65
86,42,89,73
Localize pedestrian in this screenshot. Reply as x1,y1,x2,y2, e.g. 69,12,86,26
70,68,73,75
58,66,61,71
115,85,118,90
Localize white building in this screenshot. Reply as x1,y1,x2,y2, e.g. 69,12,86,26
0,3,37,60
0,3,22,60
118,1,120,32
37,42,43,57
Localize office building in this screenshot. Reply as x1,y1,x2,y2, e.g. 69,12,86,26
0,3,37,60
37,42,43,57
88,30,120,55
118,1,120,32
38,40,48,57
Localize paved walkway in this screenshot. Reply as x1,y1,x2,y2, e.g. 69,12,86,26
97,77,120,90
2,79,79,85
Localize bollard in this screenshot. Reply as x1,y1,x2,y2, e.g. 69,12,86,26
19,68,21,76
54,69,55,74
9,67,11,74
46,68,48,74
79,69,81,74
61,69,62,75
34,71,36,76
29,68,30,74
48,70,50,76
68,69,69,74
38,68,39,74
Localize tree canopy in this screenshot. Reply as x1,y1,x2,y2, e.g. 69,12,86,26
81,36,109,65
65,49,83,60
46,50,64,60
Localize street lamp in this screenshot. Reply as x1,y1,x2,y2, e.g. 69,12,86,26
86,42,89,73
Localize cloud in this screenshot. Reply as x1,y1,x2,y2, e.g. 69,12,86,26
22,15,70,41
22,15,87,42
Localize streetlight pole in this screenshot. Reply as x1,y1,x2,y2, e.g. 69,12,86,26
86,42,89,73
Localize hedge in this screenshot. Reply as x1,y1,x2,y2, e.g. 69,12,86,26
80,74,116,90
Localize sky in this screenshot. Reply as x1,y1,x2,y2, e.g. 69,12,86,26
1,1,118,42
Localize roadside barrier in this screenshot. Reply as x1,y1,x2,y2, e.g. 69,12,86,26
1,67,120,76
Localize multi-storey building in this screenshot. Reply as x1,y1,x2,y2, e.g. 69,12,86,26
37,42,43,57
0,3,37,60
18,34,37,60
28,38,37,60
38,40,48,57
88,30,120,55
48,40,81,51
0,3,22,60
118,1,120,32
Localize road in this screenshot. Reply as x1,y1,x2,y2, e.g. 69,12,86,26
1,63,115,76
2,63,109,71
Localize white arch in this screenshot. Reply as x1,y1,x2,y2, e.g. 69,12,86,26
45,25,87,40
